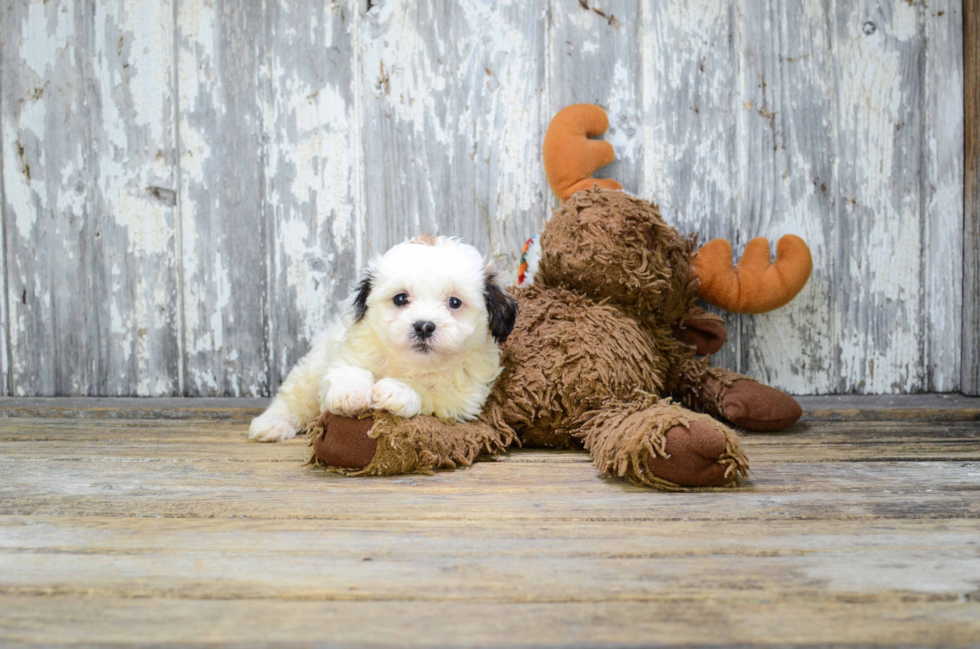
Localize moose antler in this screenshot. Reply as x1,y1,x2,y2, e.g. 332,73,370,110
543,104,622,200
693,235,813,314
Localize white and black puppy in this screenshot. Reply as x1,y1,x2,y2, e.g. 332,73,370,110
249,234,518,442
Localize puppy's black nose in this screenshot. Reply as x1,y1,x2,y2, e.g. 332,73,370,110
413,321,437,340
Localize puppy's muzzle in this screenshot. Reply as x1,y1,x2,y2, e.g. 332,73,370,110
413,321,437,341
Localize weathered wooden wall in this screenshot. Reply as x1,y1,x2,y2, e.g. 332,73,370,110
965,0,979,395
0,0,967,397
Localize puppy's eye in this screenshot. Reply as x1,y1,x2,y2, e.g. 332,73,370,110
393,293,409,307
448,297,462,309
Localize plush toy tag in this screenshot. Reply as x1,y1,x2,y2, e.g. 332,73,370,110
517,235,540,286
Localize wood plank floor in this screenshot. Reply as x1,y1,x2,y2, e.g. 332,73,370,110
0,396,978,647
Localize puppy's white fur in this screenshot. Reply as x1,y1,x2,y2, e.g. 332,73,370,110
249,236,509,442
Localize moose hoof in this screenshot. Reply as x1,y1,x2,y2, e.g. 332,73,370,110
721,380,802,432
310,412,378,469
647,421,731,487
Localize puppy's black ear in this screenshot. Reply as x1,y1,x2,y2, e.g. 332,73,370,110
352,272,373,322
484,272,518,343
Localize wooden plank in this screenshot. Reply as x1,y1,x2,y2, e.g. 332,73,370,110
358,0,549,277
2,436,976,466
446,0,549,275
1,471,976,522
1,417,978,522
5,515,978,554
835,0,926,393
261,0,362,387
550,0,643,193
2,450,979,496
176,0,269,396
89,0,181,397
0,396,266,419
638,0,742,374
1,394,977,420
923,0,964,392
2,596,978,646
0,142,7,396
1,413,978,448
1,0,98,395
358,0,451,253
1,0,180,396
1,516,978,602
796,392,980,416
735,0,837,395
12,481,977,522
965,0,980,395
0,418,978,474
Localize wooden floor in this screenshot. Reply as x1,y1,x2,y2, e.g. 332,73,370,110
1,395,979,647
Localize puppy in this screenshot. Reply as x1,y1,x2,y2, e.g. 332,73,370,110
249,234,518,442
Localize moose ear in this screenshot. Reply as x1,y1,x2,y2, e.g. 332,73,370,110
484,272,518,343
352,273,373,322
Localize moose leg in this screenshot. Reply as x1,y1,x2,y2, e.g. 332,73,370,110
682,364,803,432
581,396,749,489
305,411,515,476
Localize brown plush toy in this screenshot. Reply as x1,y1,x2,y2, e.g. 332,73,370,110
307,104,813,489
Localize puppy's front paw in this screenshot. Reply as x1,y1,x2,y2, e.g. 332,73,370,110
371,378,422,418
249,411,300,442
324,385,374,416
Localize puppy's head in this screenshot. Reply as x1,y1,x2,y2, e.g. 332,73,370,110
351,234,517,362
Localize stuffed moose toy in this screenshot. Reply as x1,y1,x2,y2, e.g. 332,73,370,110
306,104,813,489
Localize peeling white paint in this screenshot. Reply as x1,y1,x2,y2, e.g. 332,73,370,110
836,8,922,393
641,0,735,232
922,0,964,392
362,1,450,149
3,120,40,241
261,0,360,375
0,0,966,396
729,0,839,393
20,2,75,77
120,4,172,144
888,1,920,41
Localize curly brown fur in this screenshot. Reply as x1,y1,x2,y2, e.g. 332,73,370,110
306,411,515,477
537,189,700,324
682,364,744,416
484,191,714,446
581,394,748,490
464,189,752,486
